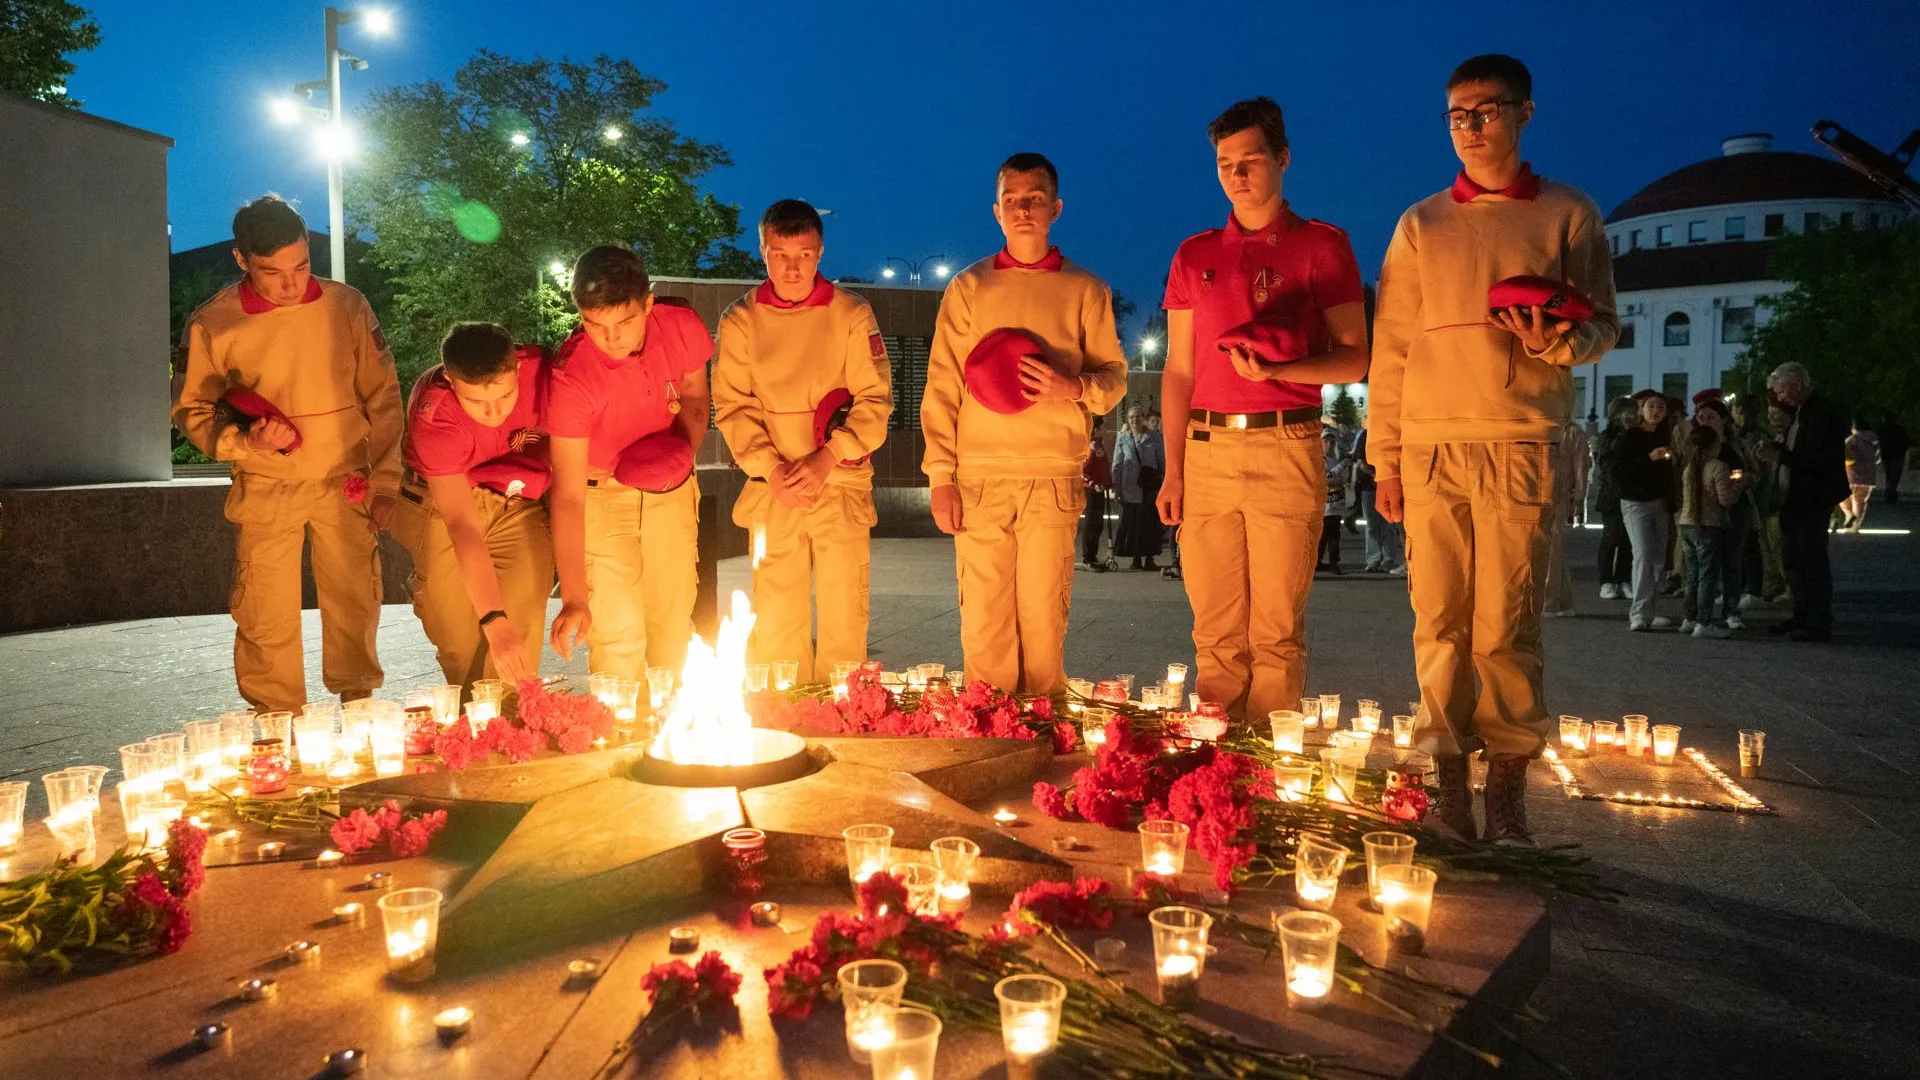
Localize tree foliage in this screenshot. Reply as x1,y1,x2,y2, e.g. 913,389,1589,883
347,52,760,384
0,0,102,106
1328,386,1361,428
1734,221,1920,427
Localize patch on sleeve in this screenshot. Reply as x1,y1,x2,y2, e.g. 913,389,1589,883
371,325,390,353
869,331,887,359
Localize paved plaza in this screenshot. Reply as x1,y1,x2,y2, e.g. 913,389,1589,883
3,504,1918,1078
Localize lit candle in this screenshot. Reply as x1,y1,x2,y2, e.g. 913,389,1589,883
1156,951,1201,1010
1295,880,1333,905
1286,971,1331,1001
568,958,603,983
314,849,344,869
853,860,883,883
937,880,970,914
1147,852,1177,876
992,807,1018,826
238,977,277,1001
386,923,429,968
850,1015,895,1053
0,824,19,849
256,841,286,859
1006,1012,1055,1060
333,902,365,926
434,1006,473,1041
284,940,321,964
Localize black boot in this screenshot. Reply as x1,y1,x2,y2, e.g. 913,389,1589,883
1429,757,1477,841
1483,756,1534,846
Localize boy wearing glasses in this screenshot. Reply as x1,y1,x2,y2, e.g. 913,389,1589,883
1367,55,1618,843
1154,98,1370,723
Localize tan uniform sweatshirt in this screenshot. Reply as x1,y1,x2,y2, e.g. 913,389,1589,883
712,281,894,487
920,255,1128,487
172,279,404,494
1368,178,1619,481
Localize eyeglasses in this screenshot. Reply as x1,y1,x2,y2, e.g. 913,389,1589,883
1444,100,1523,131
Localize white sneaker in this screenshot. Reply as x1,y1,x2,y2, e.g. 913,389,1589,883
1600,583,1622,600
1389,564,1408,577
1725,614,1746,631
1650,616,1675,629
1679,619,1698,634
1694,622,1731,639
1739,593,1759,611
1629,617,1651,632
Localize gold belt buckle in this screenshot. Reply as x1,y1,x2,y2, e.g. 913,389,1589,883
1229,413,1249,430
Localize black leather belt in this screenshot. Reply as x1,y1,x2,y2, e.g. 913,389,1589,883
1191,406,1321,434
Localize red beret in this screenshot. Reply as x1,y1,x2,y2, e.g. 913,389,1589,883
1487,276,1596,323
1692,388,1724,406
221,387,304,451
1217,318,1308,364
965,328,1048,415
813,387,868,466
613,432,693,493
470,458,549,500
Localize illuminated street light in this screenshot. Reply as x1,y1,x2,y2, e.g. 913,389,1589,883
269,97,303,125
548,260,566,278
360,7,394,35
882,254,949,287
312,124,356,162
933,264,951,279
881,267,896,279
1140,336,1161,356
510,131,530,147
603,126,623,142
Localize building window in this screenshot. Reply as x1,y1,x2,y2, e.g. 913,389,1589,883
1803,211,1823,233
1610,233,1621,256
1722,306,1755,344
1604,374,1635,408
1663,312,1690,347
1840,211,1854,229
1725,216,1746,240
1688,220,1707,243
1662,372,1689,401
1630,229,1642,250
1615,322,1636,349
1572,376,1588,417
1657,224,1675,247
1764,213,1785,237
1870,213,1882,229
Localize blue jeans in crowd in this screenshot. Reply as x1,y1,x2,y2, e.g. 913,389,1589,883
1363,483,1404,570
1681,524,1725,627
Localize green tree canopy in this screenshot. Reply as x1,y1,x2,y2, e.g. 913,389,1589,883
347,51,760,384
1733,221,1920,428
0,0,101,106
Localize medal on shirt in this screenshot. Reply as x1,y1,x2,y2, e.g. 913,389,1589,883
666,381,682,415
1252,267,1274,307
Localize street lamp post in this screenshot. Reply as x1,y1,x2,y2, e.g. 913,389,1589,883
314,6,390,284
881,255,950,287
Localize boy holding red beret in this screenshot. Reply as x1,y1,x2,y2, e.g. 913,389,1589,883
713,200,894,683
920,153,1128,695
1367,55,1618,843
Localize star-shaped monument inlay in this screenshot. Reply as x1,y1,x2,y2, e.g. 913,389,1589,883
342,736,1070,957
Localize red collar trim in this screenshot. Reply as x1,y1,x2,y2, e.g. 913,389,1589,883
992,246,1064,272
1451,163,1539,203
755,274,835,309
238,276,324,314
1221,204,1299,245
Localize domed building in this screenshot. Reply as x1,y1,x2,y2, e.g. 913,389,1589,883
1583,133,1910,420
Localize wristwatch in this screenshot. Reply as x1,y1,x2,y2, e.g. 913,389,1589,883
478,609,509,630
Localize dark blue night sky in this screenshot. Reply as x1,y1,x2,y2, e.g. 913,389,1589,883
72,0,1920,334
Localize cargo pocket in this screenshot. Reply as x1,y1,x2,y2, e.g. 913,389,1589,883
1048,476,1087,519
837,485,879,530
1402,445,1440,507
1503,443,1553,524
731,480,772,529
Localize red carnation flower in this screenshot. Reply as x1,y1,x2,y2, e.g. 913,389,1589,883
165,819,209,898
693,950,743,1004
1050,721,1077,755
329,807,383,854
386,818,434,858
1031,781,1072,820
342,474,370,504
373,800,405,833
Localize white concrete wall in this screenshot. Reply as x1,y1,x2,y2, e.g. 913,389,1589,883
1607,197,1907,254
0,96,172,485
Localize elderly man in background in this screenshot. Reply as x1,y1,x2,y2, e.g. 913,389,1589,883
1759,362,1849,642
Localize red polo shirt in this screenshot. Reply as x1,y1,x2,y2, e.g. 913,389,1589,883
1162,204,1364,413
404,346,550,494
546,299,712,473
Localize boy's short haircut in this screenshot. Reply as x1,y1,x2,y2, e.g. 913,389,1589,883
760,199,825,241
997,152,1059,196
570,245,651,311
232,194,308,258
440,322,518,382
1207,97,1288,155
1446,54,1532,101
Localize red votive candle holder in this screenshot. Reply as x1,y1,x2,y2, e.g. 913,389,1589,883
722,827,768,898
1093,679,1127,705
403,707,438,756
248,738,289,794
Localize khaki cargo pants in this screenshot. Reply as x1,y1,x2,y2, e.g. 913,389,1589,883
1180,420,1322,721
392,480,554,688
1402,441,1556,760
583,475,699,681
734,480,876,685
954,477,1082,696
224,473,384,714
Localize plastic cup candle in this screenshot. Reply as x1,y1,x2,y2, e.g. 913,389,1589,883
837,958,907,1065
1559,715,1584,749
869,1005,941,1080
294,713,336,776
1377,864,1437,954
0,782,26,850
1391,713,1416,749
1622,715,1649,756
842,824,894,886
1299,696,1321,729
184,719,223,789
1738,730,1766,777
644,666,675,711
1269,710,1306,754
1592,720,1617,751
589,671,619,708
44,806,93,856
1066,678,1092,714
931,836,980,914
463,699,497,733
1274,758,1314,802
1570,720,1593,754
43,770,92,822
218,710,256,769
369,709,406,776
1276,910,1342,1010
253,712,293,751
1318,693,1342,729
144,732,189,785
773,660,799,691
1149,906,1213,1010
1293,834,1350,911
1363,831,1417,905
431,684,462,726
377,887,442,983
888,861,939,916
1320,747,1360,803
995,973,1065,1066
1138,819,1190,877
746,663,770,694
1652,724,1682,764
1165,663,1188,692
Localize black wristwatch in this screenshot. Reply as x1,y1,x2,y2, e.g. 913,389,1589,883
478,610,509,630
